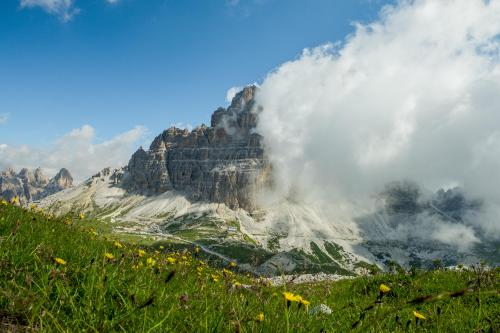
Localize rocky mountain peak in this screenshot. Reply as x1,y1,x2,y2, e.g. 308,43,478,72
44,168,74,195
0,167,73,204
229,85,257,110
1,168,16,178
123,85,269,210
34,168,49,186
53,168,73,187
18,168,34,183
210,85,259,133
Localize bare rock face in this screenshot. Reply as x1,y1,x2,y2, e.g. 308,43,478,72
43,168,74,196
123,86,270,211
0,167,73,204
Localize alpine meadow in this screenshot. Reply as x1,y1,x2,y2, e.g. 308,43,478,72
0,0,499,332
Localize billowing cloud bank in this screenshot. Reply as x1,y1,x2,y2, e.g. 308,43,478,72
0,125,147,182
256,0,500,249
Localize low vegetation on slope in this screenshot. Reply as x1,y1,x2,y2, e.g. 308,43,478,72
0,201,498,332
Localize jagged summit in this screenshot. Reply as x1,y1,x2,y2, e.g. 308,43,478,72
44,168,74,196
0,167,73,204
122,85,269,211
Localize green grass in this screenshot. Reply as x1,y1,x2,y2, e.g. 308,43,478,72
0,202,499,332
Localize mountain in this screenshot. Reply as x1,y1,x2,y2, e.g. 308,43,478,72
37,87,498,275
122,86,269,211
0,167,73,204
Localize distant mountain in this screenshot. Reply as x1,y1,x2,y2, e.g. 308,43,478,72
0,167,73,204
37,87,498,275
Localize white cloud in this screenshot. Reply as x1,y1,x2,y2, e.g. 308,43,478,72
0,125,147,182
20,0,80,22
256,0,500,248
105,0,119,4
0,113,9,125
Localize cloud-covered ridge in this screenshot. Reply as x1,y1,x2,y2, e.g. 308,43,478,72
256,0,500,249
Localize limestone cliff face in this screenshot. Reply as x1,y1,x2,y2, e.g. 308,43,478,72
123,86,270,211
0,167,73,204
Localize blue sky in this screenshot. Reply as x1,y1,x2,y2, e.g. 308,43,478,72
0,0,391,178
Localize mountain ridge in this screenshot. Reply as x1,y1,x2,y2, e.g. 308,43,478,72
0,167,73,204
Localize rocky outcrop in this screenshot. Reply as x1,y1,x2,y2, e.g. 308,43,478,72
0,167,74,204
43,168,74,197
123,86,270,211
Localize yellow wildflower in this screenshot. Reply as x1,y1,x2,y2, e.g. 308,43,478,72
159,245,165,250
54,257,67,265
104,252,114,260
181,255,188,261
132,262,144,270
229,261,237,268
379,284,391,294
300,298,311,310
232,281,242,288
113,241,123,249
194,247,200,253
283,292,302,303
137,249,146,257
146,257,156,267
10,197,19,205
166,257,177,264
255,313,264,322
79,212,85,220
223,268,234,277
211,274,220,282
413,311,426,320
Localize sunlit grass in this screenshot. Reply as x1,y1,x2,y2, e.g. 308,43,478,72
0,202,498,332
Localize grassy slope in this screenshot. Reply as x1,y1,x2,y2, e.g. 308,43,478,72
0,203,499,332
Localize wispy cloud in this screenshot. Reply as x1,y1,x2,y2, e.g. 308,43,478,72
20,0,80,22
0,124,147,182
226,0,240,6
0,113,9,125
105,0,120,4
